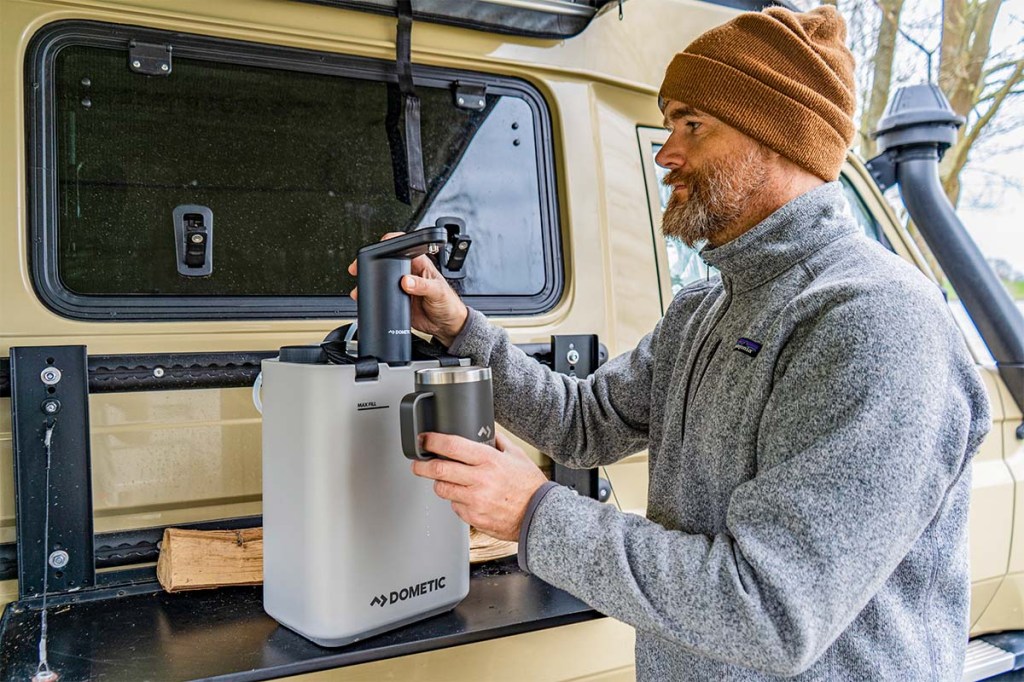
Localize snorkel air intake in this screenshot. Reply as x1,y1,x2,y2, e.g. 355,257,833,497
867,84,1024,415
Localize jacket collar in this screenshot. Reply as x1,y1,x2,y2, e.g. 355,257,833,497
699,182,858,293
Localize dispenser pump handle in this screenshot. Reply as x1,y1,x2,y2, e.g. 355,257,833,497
356,227,448,365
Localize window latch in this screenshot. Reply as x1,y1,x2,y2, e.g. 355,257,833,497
452,81,487,111
173,205,213,277
129,40,173,76
434,216,472,280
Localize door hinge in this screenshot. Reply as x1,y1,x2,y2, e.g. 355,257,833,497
129,40,173,76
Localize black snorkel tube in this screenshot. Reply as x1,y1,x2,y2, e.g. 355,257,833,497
867,84,1024,421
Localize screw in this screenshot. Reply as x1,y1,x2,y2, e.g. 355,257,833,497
48,550,69,569
458,241,469,250
81,77,91,87
81,97,92,109
190,233,205,244
41,399,61,415
567,350,580,365
153,367,165,378
160,63,169,71
512,122,519,130
513,139,521,146
458,97,465,105
40,367,62,385
132,60,141,69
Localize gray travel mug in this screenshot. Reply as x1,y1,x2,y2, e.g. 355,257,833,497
400,366,495,461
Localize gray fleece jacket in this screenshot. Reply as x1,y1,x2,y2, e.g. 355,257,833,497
448,182,991,680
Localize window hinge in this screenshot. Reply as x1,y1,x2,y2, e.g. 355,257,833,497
452,81,487,111
129,40,172,76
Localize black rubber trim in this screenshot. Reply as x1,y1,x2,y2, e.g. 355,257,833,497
25,20,563,322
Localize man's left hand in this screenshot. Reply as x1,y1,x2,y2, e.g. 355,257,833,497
411,432,548,542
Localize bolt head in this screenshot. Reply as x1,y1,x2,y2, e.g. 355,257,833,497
160,63,169,71
458,241,468,250
48,550,69,569
132,60,141,68
40,367,62,385
153,367,165,378
190,233,205,244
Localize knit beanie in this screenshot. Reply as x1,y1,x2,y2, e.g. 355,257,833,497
658,6,856,181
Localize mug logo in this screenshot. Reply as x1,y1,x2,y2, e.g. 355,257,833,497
734,338,761,357
478,425,492,439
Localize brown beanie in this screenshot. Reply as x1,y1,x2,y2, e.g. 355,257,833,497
658,6,856,181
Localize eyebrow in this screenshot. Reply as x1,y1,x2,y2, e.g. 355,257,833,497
662,105,704,128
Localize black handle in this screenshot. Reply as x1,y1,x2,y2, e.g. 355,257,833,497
400,390,436,460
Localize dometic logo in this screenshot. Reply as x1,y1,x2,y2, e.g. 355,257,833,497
387,329,412,335
370,576,447,608
357,401,388,411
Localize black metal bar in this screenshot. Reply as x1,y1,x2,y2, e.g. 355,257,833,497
550,335,603,500
0,351,276,398
10,346,96,598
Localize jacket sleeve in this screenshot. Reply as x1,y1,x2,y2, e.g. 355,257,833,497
447,308,659,468
517,287,991,676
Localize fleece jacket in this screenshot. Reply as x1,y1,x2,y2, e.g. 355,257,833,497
448,182,991,680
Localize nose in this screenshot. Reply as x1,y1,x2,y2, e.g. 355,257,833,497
655,132,685,171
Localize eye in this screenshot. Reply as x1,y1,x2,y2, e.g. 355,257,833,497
686,121,702,132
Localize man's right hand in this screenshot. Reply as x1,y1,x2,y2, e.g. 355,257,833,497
347,232,469,347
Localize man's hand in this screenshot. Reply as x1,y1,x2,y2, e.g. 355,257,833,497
348,232,469,346
411,432,549,541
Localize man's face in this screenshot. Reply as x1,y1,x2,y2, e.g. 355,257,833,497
655,100,772,247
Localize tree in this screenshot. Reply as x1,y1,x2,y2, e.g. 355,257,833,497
818,0,1023,279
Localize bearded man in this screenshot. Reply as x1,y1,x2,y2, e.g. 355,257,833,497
350,6,990,680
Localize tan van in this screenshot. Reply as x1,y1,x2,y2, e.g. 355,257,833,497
1,0,1022,680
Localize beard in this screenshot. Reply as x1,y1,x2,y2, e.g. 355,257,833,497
661,145,771,247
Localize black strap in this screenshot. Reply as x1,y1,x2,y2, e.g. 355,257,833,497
385,0,425,204
412,337,462,367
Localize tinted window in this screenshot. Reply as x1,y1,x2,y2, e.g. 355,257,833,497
31,23,560,319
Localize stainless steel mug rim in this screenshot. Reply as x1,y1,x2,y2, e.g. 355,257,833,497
414,366,492,385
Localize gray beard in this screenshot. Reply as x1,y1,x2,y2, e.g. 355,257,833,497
661,146,770,248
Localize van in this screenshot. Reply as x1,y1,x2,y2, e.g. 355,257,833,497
1,0,1022,680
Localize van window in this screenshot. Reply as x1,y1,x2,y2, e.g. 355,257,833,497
29,22,562,320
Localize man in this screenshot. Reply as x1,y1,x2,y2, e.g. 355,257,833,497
350,6,990,679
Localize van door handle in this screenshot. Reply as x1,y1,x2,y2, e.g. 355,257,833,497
172,204,213,276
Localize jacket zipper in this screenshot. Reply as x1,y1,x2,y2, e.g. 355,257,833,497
679,282,732,433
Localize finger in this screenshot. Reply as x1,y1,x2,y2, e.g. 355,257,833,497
420,433,490,466
411,457,478,487
381,231,405,241
347,260,357,276
349,287,358,301
410,253,442,278
432,479,472,504
494,432,511,451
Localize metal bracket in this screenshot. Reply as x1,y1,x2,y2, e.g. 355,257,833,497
550,335,604,500
128,40,172,76
453,81,487,111
865,150,897,193
10,346,96,599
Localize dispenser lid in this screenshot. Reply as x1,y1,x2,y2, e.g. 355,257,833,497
415,366,491,385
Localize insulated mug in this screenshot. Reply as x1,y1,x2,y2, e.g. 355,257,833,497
400,366,495,460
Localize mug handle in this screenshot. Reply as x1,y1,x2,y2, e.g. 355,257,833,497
400,391,435,460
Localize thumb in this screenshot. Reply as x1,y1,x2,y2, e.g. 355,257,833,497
402,274,445,300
